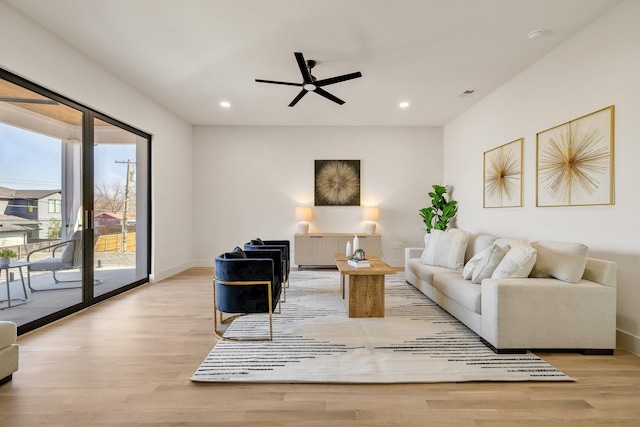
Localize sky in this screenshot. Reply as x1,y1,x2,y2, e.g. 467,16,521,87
0,122,136,190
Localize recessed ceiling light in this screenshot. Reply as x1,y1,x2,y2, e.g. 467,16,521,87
399,101,410,108
220,101,231,108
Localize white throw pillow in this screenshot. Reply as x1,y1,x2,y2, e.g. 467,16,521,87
529,241,589,284
491,240,538,279
471,243,510,284
419,232,432,264
462,245,494,280
420,229,470,270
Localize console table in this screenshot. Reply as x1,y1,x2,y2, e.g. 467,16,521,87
294,233,382,270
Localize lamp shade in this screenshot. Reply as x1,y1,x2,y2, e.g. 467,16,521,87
362,206,380,221
295,206,313,222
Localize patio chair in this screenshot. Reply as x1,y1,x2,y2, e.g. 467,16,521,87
214,247,283,341
26,230,83,292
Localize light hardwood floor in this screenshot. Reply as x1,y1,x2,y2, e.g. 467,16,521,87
2,268,639,426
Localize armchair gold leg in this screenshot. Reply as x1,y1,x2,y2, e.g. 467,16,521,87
213,278,278,341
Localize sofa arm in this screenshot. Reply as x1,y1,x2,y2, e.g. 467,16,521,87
0,321,18,384
481,278,616,351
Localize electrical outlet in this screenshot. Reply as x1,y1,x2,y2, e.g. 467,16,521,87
393,241,404,249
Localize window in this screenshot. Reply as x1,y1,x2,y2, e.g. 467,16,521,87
48,199,61,213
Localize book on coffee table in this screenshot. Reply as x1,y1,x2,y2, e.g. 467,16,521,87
348,258,370,268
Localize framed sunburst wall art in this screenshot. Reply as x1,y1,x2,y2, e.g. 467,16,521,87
536,106,614,207
314,160,361,206
483,138,523,208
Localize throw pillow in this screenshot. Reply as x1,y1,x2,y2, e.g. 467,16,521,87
491,240,538,279
419,232,432,264
464,233,498,266
420,229,470,270
462,245,494,280
224,246,247,259
529,241,589,284
471,243,510,284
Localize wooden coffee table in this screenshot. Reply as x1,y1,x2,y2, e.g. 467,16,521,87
334,253,396,318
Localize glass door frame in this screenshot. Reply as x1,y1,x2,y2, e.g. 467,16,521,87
0,68,152,335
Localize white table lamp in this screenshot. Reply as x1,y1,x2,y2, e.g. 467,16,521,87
295,206,313,234
362,206,379,234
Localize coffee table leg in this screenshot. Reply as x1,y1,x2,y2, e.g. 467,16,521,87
347,274,385,318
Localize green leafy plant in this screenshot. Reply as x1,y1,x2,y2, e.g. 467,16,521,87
352,248,365,260
48,218,62,239
418,184,458,233
0,248,17,259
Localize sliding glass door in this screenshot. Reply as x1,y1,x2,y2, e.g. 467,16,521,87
93,117,149,297
0,70,150,333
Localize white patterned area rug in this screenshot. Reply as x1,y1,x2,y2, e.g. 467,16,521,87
191,271,573,383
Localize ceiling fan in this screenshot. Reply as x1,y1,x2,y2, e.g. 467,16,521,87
0,96,59,105
255,52,362,107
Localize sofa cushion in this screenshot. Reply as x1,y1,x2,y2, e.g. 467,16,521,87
432,270,482,314
420,229,470,270
471,243,509,284
492,239,538,279
529,241,589,284
462,245,493,280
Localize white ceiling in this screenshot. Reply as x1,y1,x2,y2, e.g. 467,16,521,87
5,0,622,126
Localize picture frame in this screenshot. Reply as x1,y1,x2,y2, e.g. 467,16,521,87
483,138,523,208
536,106,614,207
314,160,361,206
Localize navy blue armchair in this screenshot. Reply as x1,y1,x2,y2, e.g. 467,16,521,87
214,247,283,341
244,238,290,289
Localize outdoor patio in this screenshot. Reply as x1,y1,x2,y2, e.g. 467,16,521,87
0,252,142,327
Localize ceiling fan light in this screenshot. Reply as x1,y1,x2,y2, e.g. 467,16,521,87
303,83,316,91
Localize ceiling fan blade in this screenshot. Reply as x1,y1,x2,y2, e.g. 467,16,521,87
315,72,362,87
255,79,302,87
313,87,345,105
0,96,59,105
288,89,308,107
294,52,313,84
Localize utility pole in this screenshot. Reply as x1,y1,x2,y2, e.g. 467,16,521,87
115,159,135,253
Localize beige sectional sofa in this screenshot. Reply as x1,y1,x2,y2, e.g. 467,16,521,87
405,229,617,354
0,321,18,384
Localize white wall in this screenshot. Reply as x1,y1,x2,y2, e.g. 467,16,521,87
0,2,194,281
444,0,640,354
192,126,442,267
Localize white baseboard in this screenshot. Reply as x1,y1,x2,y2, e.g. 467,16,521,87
150,260,193,283
192,259,215,268
617,329,640,356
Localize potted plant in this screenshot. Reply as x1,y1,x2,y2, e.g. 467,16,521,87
0,248,17,268
419,184,458,234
